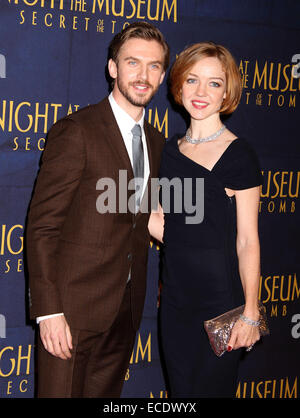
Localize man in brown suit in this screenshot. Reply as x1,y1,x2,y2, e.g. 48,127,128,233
26,22,169,398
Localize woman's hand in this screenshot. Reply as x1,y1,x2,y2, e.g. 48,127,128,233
148,203,164,243
227,314,260,352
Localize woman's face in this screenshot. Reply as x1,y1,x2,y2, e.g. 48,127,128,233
181,56,227,122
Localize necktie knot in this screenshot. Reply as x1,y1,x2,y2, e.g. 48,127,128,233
131,124,142,138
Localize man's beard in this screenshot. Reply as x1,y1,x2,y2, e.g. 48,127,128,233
116,78,159,107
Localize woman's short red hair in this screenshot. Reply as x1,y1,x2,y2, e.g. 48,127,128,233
170,42,242,114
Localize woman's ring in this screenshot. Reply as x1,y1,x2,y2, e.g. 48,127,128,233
246,344,254,352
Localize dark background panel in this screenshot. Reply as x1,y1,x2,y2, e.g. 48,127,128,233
0,0,299,398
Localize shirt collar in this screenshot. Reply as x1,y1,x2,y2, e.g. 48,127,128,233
108,92,145,136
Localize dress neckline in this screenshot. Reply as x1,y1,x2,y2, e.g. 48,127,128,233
174,135,242,173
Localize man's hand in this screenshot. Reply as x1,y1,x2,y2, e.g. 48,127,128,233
39,315,73,360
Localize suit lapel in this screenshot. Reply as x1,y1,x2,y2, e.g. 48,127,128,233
96,98,134,180
138,121,156,217
95,98,157,217
144,122,153,182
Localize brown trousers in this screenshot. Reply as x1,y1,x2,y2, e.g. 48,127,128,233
36,283,136,398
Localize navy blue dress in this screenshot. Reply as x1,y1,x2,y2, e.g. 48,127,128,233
159,135,262,398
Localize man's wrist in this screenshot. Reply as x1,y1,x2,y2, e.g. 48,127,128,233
36,313,64,324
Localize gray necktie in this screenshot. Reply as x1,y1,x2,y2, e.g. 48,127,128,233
131,124,144,212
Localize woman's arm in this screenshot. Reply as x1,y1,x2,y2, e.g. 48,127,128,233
228,186,261,351
148,203,164,243
236,186,261,319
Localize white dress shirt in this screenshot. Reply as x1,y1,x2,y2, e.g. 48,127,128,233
108,92,150,197
37,93,150,323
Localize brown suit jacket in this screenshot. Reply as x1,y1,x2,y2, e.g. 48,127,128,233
26,97,165,332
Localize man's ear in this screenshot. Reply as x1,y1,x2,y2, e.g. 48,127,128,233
159,71,166,85
108,59,117,79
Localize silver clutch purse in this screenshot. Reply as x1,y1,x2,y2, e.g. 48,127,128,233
203,302,270,357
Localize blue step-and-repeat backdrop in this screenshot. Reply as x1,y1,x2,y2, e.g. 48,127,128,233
0,0,299,398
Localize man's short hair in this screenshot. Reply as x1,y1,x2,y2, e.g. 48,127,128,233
108,22,170,72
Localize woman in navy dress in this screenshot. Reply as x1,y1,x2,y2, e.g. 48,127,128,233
149,42,263,398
